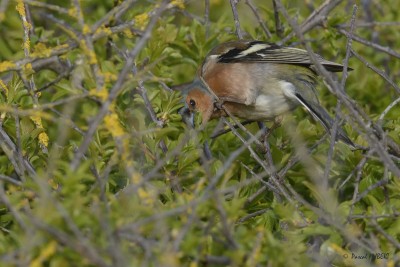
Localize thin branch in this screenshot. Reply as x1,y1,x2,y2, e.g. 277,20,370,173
349,212,400,220
272,0,284,38
0,174,22,186
237,208,270,223
0,125,36,178
338,28,400,59
244,0,272,38
378,97,400,123
24,0,69,14
370,219,400,249
72,0,105,92
204,0,210,38
351,49,400,94
281,0,343,44
354,178,389,203
337,21,400,28
0,182,27,230
229,0,244,39
323,5,357,186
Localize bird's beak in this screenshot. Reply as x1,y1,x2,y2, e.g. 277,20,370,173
178,107,194,128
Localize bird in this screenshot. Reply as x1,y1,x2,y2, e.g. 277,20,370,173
179,40,355,148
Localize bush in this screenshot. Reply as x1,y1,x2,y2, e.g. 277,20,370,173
0,0,399,266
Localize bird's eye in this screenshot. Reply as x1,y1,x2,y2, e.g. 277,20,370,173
189,99,196,108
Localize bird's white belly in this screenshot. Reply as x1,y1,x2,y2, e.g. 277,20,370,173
253,94,295,118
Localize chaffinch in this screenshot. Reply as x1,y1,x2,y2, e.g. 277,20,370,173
179,40,355,148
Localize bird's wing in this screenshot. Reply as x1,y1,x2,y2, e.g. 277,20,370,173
216,41,347,72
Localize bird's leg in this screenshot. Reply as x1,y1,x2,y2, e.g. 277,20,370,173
267,116,283,138
213,99,225,111
257,121,268,149
257,121,281,201
203,140,212,160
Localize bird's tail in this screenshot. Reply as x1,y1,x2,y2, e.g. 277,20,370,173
294,92,356,149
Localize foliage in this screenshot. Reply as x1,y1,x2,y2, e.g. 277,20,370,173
0,0,399,266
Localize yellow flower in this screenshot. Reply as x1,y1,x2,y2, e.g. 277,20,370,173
30,115,43,128
104,113,125,138
38,132,49,148
15,0,26,17
171,0,185,9
90,87,108,101
0,61,16,72
134,13,149,30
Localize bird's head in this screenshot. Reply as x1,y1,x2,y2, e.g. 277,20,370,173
174,80,215,128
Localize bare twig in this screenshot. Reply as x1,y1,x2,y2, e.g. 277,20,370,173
0,182,27,229
237,208,270,223
281,0,343,44
351,49,400,94
272,0,284,38
378,97,400,123
229,0,244,39
91,0,136,33
337,21,400,28
244,0,272,38
355,177,389,203
0,174,22,186
204,0,210,38
24,0,69,14
323,5,357,186
72,0,105,92
0,125,36,178
349,212,400,220
370,219,400,249
338,28,400,59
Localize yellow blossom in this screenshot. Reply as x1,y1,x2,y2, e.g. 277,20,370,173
23,38,30,51
104,113,125,138
171,0,185,9
134,13,149,30
30,115,43,128
68,7,78,17
123,28,134,38
30,115,49,148
79,40,97,64
90,87,108,101
103,72,117,83
32,43,52,58
23,21,31,30
0,61,16,72
15,0,26,17
23,63,34,76
82,24,91,35
38,132,49,148
94,26,112,37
